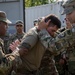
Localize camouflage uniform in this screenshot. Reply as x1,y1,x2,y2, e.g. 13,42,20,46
0,33,11,54
37,27,75,74
65,25,75,75
38,26,75,75
57,25,75,75
37,29,69,75
37,29,59,75
39,50,58,75
54,28,67,75
0,37,22,75
0,11,12,75
10,32,25,42
0,38,12,75
62,0,75,73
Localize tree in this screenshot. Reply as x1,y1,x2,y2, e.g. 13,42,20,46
25,0,56,7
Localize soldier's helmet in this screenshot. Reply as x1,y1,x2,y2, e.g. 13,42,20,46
15,20,24,26
0,11,11,24
62,0,75,15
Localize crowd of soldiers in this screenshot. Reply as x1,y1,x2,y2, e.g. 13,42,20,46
0,0,75,75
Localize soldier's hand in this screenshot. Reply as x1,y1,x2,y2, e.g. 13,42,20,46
37,18,51,30
65,18,72,29
19,48,28,56
59,59,65,65
9,39,20,52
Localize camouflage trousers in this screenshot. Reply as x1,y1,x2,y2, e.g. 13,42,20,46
11,69,59,75
11,70,38,75
38,50,59,75
37,69,59,75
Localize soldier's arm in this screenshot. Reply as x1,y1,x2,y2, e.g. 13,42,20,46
0,27,38,74
37,28,73,54
7,27,38,61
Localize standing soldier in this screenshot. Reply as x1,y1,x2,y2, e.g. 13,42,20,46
9,20,25,53
61,0,75,74
54,18,72,75
10,20,25,42
0,11,12,75
0,11,11,54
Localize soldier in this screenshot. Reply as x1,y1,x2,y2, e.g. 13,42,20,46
0,14,61,75
54,18,72,75
10,20,25,42
0,11,11,54
38,0,75,75
61,0,75,75
0,11,12,75
9,20,25,53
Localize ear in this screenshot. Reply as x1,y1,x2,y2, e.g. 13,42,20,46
47,19,51,26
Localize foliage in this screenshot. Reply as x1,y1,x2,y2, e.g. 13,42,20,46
25,0,56,7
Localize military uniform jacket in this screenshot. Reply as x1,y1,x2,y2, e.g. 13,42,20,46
0,33,11,54
39,26,75,75
10,32,25,42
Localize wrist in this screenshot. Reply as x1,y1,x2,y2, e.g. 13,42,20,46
12,47,20,55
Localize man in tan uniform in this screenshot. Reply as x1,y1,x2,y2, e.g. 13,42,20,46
0,14,61,75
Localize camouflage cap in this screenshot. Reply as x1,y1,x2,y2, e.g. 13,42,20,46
16,20,24,26
0,11,11,23
62,0,75,15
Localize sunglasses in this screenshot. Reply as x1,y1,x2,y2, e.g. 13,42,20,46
16,25,22,27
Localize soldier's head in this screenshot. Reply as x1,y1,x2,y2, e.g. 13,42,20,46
62,0,75,24
15,20,24,33
33,19,38,26
0,11,11,36
45,14,61,37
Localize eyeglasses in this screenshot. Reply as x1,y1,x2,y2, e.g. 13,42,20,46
16,25,22,27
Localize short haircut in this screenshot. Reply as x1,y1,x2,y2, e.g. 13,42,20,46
45,14,61,28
